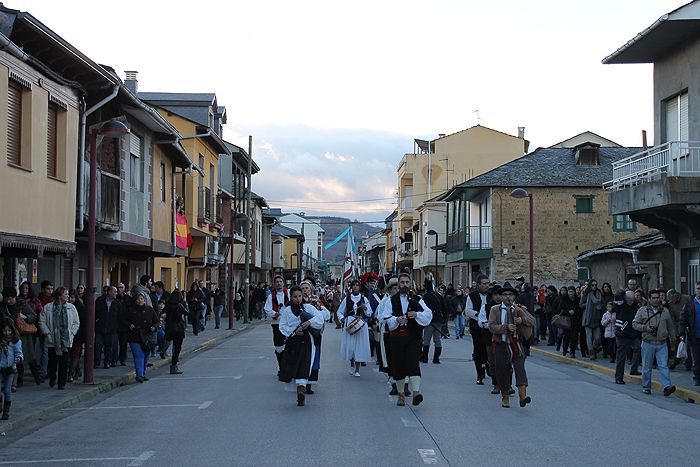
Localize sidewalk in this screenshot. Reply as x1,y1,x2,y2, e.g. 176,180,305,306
0,318,263,435
529,341,700,404
449,322,700,404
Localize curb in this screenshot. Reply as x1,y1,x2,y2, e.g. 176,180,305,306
0,322,258,436
529,346,700,404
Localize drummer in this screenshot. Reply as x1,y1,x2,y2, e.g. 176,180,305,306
336,280,373,377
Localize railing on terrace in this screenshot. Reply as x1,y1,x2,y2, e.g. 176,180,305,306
604,141,700,191
198,186,212,221
446,226,492,253
400,198,413,211
399,241,413,257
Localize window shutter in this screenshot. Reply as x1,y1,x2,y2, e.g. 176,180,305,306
47,102,59,177
665,96,679,142
7,81,22,165
679,92,689,141
130,133,142,158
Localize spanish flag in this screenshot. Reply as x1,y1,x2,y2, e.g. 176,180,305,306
175,212,192,248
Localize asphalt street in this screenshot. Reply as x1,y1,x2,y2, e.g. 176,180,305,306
1,323,698,466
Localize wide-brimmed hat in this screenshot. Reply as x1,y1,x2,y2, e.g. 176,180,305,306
499,281,519,295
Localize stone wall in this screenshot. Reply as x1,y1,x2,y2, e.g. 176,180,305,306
491,186,652,286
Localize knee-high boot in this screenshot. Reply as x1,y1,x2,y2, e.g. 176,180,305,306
420,345,429,364
432,346,442,364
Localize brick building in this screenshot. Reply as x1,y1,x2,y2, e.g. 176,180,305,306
441,142,653,287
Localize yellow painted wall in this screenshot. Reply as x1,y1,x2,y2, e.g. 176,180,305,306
151,144,173,244
0,60,79,243
283,238,300,269
153,257,186,291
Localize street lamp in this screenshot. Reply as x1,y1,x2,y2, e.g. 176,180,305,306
86,119,129,384
510,188,534,308
229,212,249,328
427,229,438,282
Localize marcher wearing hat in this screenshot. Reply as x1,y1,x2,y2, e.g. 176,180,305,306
488,283,535,408
362,272,383,366
421,280,447,364
485,285,503,394
300,280,330,394
337,280,373,377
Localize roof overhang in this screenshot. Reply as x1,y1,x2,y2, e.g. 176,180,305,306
603,2,700,64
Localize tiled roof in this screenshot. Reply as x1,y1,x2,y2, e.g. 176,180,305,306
576,231,666,260
272,224,303,238
456,146,643,188
137,92,215,103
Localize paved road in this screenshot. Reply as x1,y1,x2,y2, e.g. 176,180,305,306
1,324,698,466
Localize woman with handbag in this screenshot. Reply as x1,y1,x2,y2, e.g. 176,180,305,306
558,286,581,358
123,292,158,383
2,286,39,390
164,291,188,375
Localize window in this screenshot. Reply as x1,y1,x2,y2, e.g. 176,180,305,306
7,80,23,166
130,133,143,191
664,91,688,143
575,197,593,213
47,102,59,178
159,162,166,203
577,259,591,283
198,155,205,190
613,215,636,232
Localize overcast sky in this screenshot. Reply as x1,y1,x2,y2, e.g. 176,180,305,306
23,0,685,222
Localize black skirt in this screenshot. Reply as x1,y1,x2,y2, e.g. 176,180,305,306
279,333,313,383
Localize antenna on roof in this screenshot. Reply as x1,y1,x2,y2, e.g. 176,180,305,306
474,107,480,124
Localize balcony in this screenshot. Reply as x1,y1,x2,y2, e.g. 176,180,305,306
400,198,413,211
604,141,700,191
398,241,413,258
198,186,213,226
97,172,120,230
210,196,224,232
606,141,700,247
206,238,225,265
446,226,493,263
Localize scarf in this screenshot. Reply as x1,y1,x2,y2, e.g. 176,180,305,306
582,290,603,328
52,301,70,355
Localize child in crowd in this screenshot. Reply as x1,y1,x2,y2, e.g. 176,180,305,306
601,302,617,364
1,318,23,420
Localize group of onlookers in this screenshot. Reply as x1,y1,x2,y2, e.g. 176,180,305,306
0,275,230,421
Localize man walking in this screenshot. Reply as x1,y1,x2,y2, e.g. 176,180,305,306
633,289,676,396
466,274,491,385
679,281,700,386
264,276,290,377
94,286,121,368
421,281,446,364
614,290,641,384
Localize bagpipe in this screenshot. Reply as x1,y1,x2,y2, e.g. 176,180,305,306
284,306,320,343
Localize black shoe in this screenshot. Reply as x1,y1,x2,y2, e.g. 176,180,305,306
615,379,625,385
476,379,484,385
694,380,700,386
508,388,515,395
120,362,126,366
404,384,411,397
135,376,144,383
360,362,366,367
103,364,109,369
412,393,424,406
663,385,676,397
49,380,55,388
306,384,314,395
215,326,220,329
146,363,153,368
143,376,149,381
642,388,651,395
630,370,641,376
389,384,398,396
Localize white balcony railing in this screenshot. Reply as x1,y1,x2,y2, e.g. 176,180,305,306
604,141,700,191
400,198,413,211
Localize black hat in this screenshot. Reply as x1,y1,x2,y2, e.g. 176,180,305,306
499,282,518,295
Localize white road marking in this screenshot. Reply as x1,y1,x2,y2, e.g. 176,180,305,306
128,451,156,466
401,417,419,427
0,451,155,465
198,401,213,409
65,402,212,410
418,449,438,464
152,375,243,381
205,355,266,360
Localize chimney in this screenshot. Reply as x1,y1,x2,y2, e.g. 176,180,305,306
438,133,446,138
125,70,138,94
518,127,525,139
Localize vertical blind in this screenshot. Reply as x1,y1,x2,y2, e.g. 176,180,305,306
7,81,22,165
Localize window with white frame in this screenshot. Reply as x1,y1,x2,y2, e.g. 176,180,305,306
130,133,143,191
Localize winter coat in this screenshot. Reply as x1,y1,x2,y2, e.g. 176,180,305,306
95,296,122,334
0,339,23,371
601,311,616,338
122,304,158,344
580,289,603,329
38,301,80,348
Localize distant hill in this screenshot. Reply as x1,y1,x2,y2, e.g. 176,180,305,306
315,216,382,264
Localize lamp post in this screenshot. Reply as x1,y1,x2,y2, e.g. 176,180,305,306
86,120,130,384
427,229,438,282
229,212,249,329
510,188,534,310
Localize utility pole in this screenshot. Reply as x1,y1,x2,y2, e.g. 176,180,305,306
243,135,253,324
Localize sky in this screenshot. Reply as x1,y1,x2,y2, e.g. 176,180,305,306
21,0,687,222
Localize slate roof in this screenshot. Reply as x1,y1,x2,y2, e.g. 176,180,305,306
138,92,216,127
576,231,666,261
454,146,643,189
272,224,303,238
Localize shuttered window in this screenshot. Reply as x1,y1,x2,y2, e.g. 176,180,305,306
130,133,143,191
47,102,59,177
7,80,22,166
664,91,689,142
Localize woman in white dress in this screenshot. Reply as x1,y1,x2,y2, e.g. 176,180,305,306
336,280,372,377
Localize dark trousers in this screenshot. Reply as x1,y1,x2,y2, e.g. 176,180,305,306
493,341,528,391
111,330,128,365
689,339,700,383
482,329,496,385
615,336,641,381
95,332,114,366
390,335,421,381
171,335,184,366
471,327,488,380
47,348,69,388
563,326,580,355
546,315,556,344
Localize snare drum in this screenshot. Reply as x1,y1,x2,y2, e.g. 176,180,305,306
345,316,366,335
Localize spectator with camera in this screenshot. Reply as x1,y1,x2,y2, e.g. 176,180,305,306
632,289,676,396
